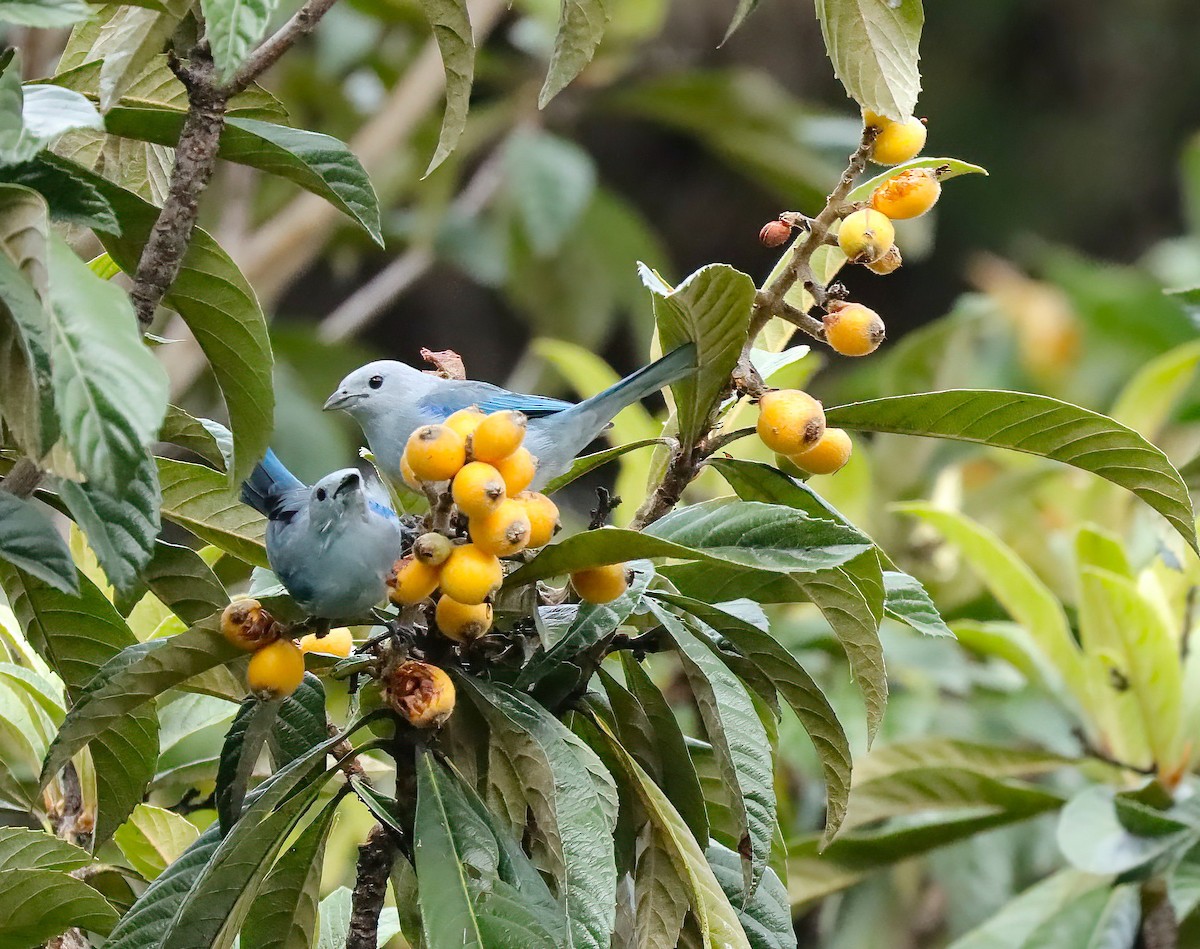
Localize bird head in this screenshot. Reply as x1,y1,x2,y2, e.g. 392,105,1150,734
309,468,366,528
323,360,432,423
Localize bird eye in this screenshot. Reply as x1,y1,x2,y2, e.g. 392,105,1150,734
368,375,383,390
315,488,327,501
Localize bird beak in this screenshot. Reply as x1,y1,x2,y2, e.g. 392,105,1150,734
323,389,358,412
333,472,360,498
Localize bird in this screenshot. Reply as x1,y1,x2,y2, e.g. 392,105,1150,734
323,343,698,489
240,450,406,620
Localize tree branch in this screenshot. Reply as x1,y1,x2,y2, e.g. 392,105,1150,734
346,823,399,949
0,457,43,498
229,0,341,93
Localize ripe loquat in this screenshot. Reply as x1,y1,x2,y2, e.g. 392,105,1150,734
451,462,506,519
400,453,422,491
300,626,354,657
571,563,630,604
788,428,853,476
388,556,441,606
756,389,826,455
838,208,895,264
404,424,466,483
514,491,560,548
469,499,532,557
869,168,941,220
247,639,305,699
870,115,927,165
470,411,527,464
439,544,504,605
412,532,454,567
823,302,886,357
435,596,494,642
492,447,537,496
445,407,486,440
221,598,278,651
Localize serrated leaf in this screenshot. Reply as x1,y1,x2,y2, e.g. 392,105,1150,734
639,262,756,447
113,803,200,880
203,0,281,82
59,450,159,598
651,603,776,896
0,491,77,594
268,672,327,769
140,540,228,626
243,792,340,949
814,0,923,121
0,0,91,27
882,569,952,637
506,129,596,255
419,0,475,174
0,825,90,872
539,0,610,108
462,678,617,949
509,498,871,585
217,697,279,833
653,593,852,846
158,457,268,566
0,868,119,944
826,390,1198,552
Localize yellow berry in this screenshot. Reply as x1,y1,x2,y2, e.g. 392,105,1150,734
492,447,537,496
865,244,903,275
299,626,354,657
439,544,504,605
387,556,441,606
571,563,629,604
435,596,493,642
470,410,527,463
756,389,826,455
246,639,305,700
823,302,886,357
451,461,507,519
445,407,486,440
788,428,853,476
862,110,892,130
400,453,421,491
837,208,895,264
870,115,927,165
869,168,941,220
220,598,278,652
514,491,560,548
404,424,466,483
386,660,456,728
469,500,532,557
412,532,454,567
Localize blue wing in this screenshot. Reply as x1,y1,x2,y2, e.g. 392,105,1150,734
473,391,574,418
418,382,574,421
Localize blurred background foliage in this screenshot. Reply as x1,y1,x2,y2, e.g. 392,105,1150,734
12,0,1200,945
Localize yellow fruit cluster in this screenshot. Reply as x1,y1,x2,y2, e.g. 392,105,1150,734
391,408,563,643
756,389,854,477
221,599,306,699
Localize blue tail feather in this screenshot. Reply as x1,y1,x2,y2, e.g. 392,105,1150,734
573,342,698,424
241,449,304,518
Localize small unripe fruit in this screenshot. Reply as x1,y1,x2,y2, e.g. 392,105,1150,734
439,544,504,605
300,626,354,657
451,461,506,518
400,453,421,491
870,115,927,166
435,596,493,642
388,556,440,606
759,220,792,247
404,424,466,483
492,447,537,496
838,209,895,264
412,532,454,567
823,302,886,357
865,244,903,275
869,168,941,220
445,407,486,440
469,500,532,557
788,428,853,476
470,411,527,464
756,389,826,455
386,660,456,728
247,639,305,699
514,491,560,548
571,563,629,604
221,598,278,651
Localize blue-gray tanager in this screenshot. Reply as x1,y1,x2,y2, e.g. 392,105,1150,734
241,450,404,619
323,343,698,489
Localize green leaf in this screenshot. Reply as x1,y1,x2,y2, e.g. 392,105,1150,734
813,0,923,121
542,438,667,494
59,450,159,598
0,0,91,27
268,672,327,769
66,164,273,485
639,262,756,447
113,803,200,881
0,154,121,232
243,792,341,949
461,678,617,949
720,0,760,44
202,0,281,81
158,404,231,472
414,751,569,949
882,569,952,637
506,129,596,256
158,457,268,566
846,157,988,202
826,390,1198,553
140,540,228,626
651,603,776,896
0,868,119,945
217,696,279,833
705,843,792,949
40,616,241,787
1020,884,1140,949
539,0,610,108
20,83,103,147
853,737,1073,785
652,593,852,846
946,870,1112,949
416,0,474,174
2,566,158,842
1057,786,1186,876
585,714,752,949
508,498,871,585
0,491,77,594
0,826,91,872
47,232,168,489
